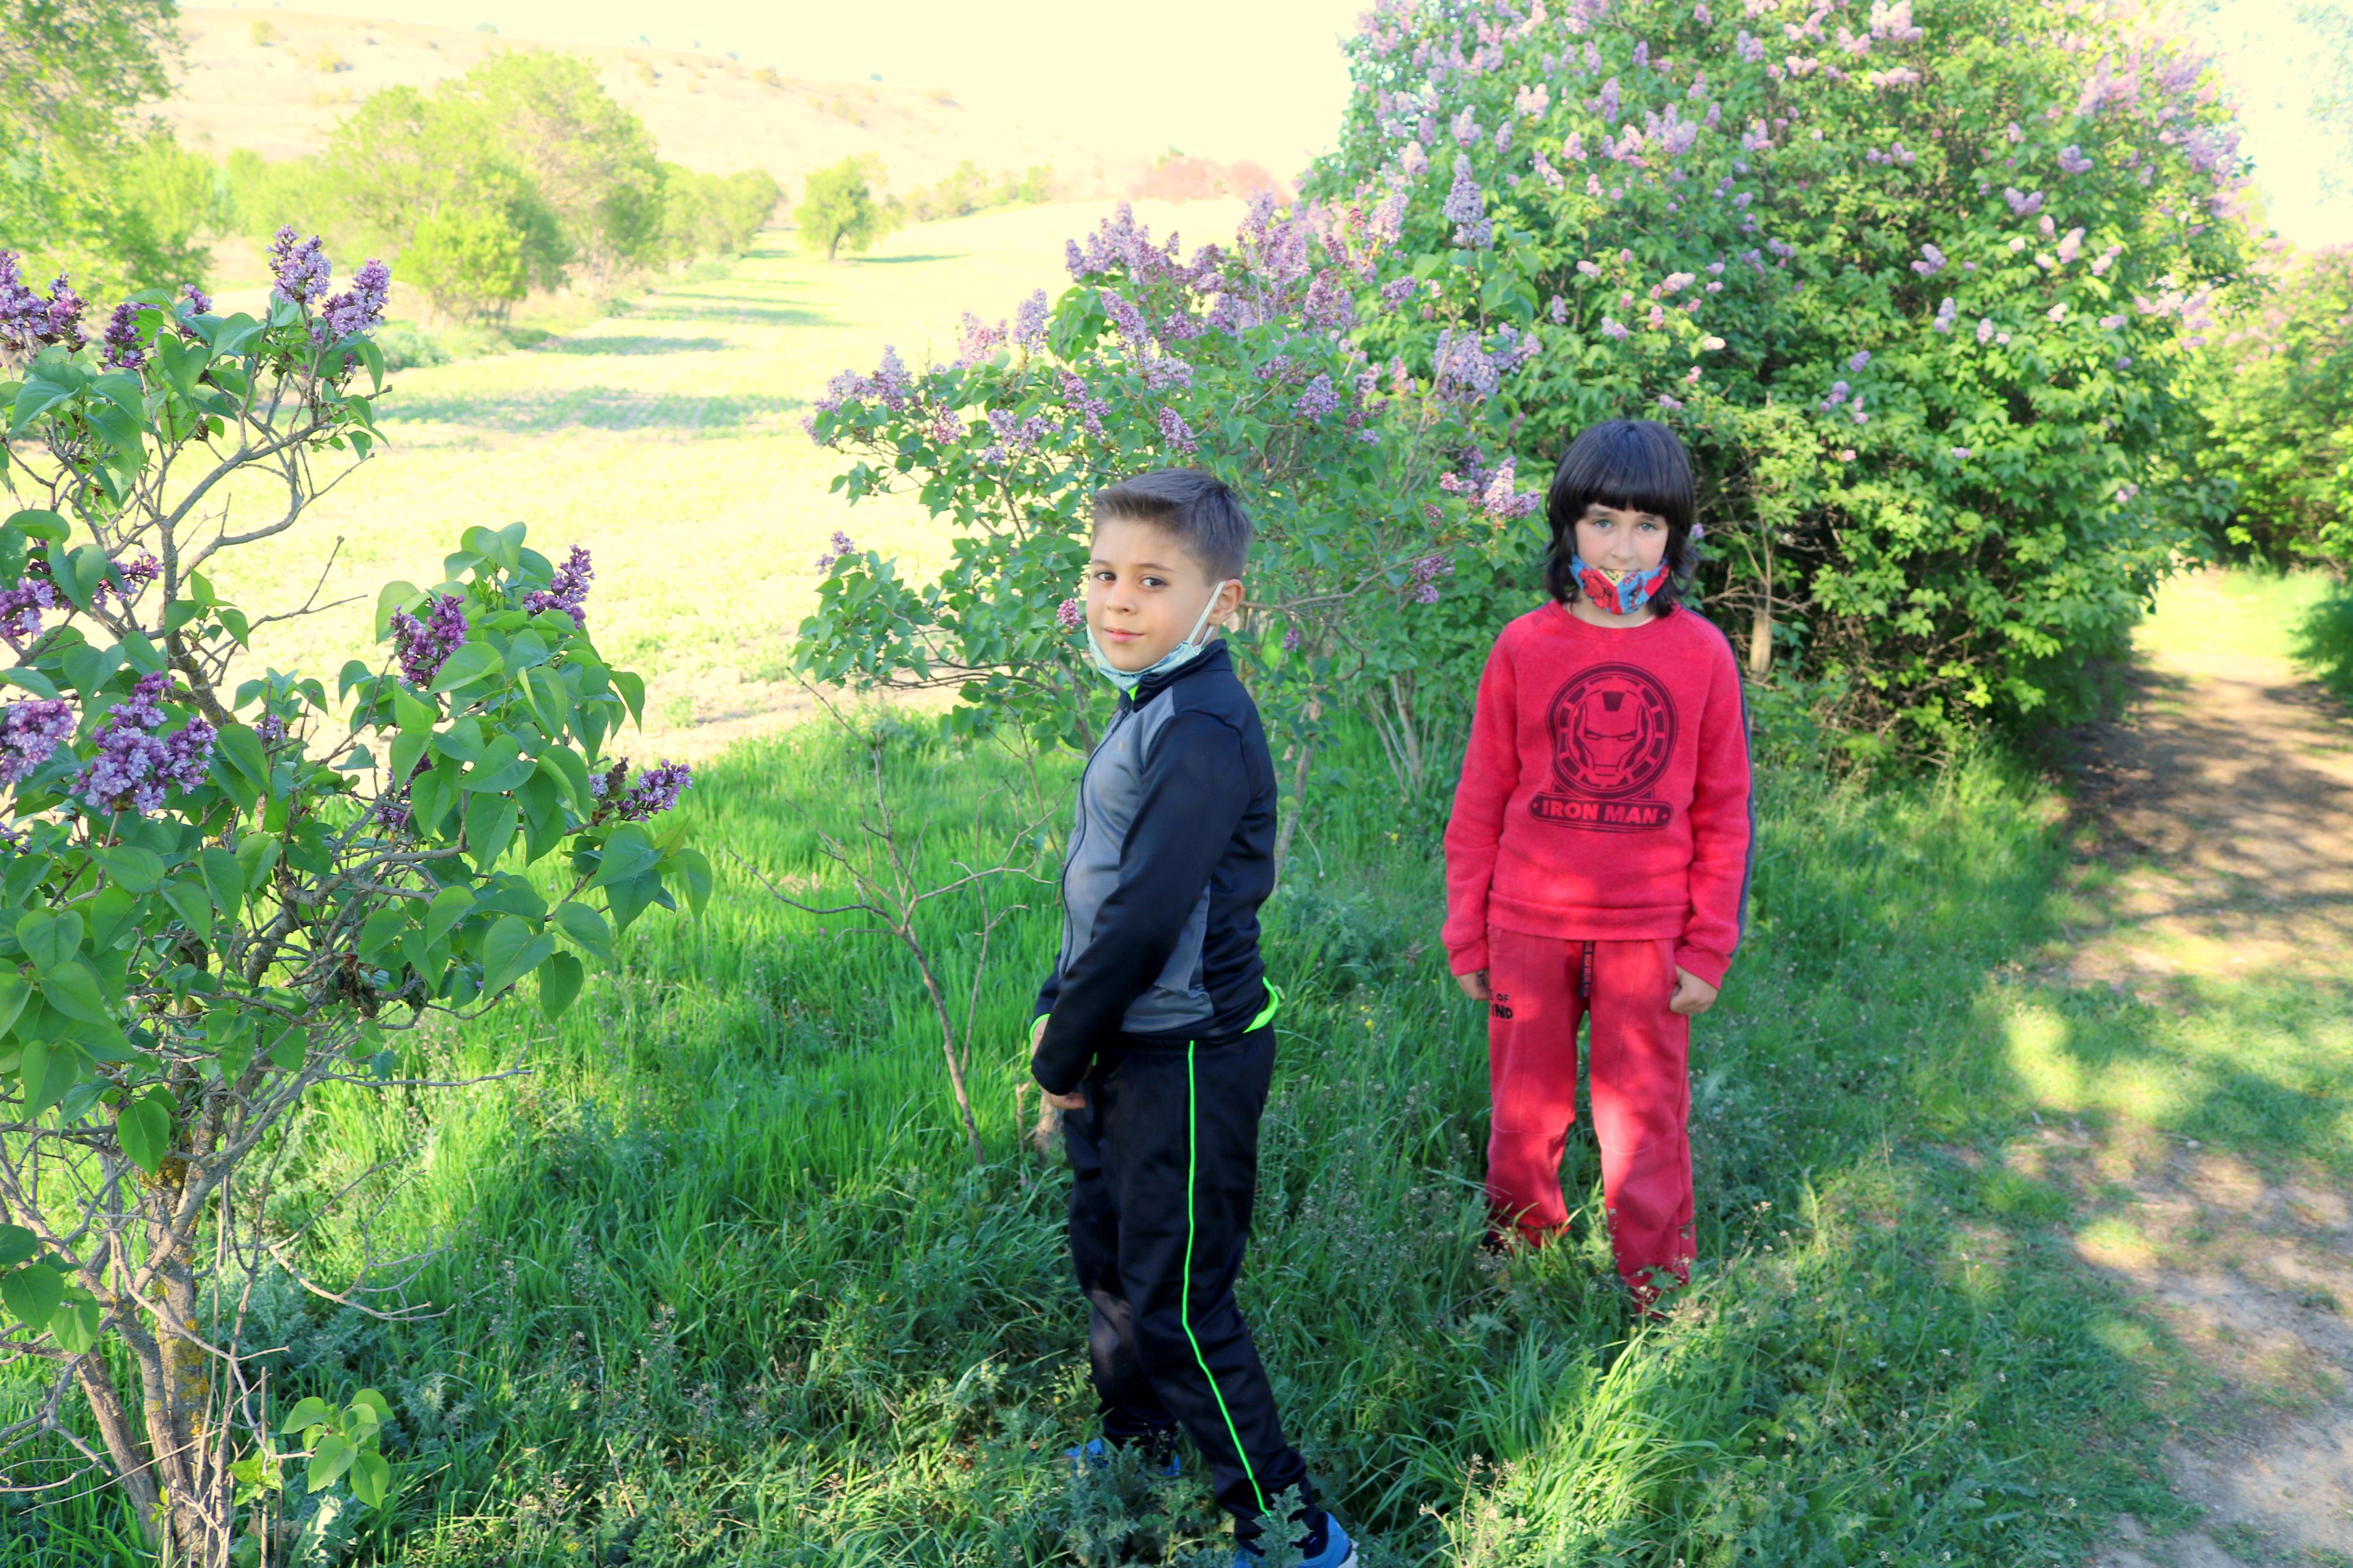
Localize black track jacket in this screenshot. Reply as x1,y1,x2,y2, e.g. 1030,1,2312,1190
1030,641,1277,1096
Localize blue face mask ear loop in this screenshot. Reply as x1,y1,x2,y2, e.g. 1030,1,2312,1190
1084,580,1235,691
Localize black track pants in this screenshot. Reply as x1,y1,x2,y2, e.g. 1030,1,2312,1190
1064,1026,1316,1548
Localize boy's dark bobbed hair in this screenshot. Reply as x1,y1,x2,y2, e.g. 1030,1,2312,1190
1092,468,1253,581
1543,419,1698,611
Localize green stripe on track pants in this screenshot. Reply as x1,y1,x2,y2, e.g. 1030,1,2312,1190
1063,1023,1321,1551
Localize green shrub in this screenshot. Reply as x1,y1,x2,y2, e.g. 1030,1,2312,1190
404,201,533,321
2292,577,2353,701
370,320,452,371
2192,244,2353,564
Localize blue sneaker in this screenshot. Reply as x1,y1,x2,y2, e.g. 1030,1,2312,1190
1234,1514,1355,1567
1064,1435,1183,1479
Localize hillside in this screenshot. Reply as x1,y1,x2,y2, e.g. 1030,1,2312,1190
162,6,1170,201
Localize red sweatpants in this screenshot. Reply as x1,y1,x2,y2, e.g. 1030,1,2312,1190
1484,927,1695,1299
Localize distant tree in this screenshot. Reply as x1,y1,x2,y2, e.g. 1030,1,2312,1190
797,155,889,262
0,0,210,294
314,54,650,318
661,165,781,264
438,50,665,278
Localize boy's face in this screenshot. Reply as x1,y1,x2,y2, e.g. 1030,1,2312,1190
1086,516,1243,673
1573,503,1670,577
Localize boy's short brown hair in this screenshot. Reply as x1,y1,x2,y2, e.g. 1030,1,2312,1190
1092,469,1253,581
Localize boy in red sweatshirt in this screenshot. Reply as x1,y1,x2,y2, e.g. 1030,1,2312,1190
1442,419,1752,1307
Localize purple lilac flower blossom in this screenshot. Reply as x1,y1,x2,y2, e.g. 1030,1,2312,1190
2056,226,2085,265
1014,290,1050,350
391,595,469,686
100,303,147,370
0,699,74,785
1156,407,1198,454
1911,243,1946,276
1442,157,1493,249
0,577,55,650
1057,598,1084,631
180,282,212,316
1847,350,1872,372
1935,296,1958,331
2057,144,2093,175
0,254,87,355
97,553,161,609
1295,374,1340,423
614,761,691,821
523,546,594,628
320,257,391,339
1408,551,1453,605
815,531,856,571
267,227,332,307
76,673,213,815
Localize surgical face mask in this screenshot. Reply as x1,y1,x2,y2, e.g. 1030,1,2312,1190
1084,581,1235,692
1570,554,1669,617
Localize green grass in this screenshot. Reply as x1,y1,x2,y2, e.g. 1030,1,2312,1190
2,716,2208,1565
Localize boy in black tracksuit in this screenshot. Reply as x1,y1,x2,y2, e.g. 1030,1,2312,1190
1032,470,1351,1566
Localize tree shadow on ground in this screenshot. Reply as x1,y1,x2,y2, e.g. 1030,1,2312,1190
534,335,730,357
629,298,843,329
384,386,807,435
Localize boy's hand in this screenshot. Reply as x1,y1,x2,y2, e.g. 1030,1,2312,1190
1029,1015,1087,1110
1669,967,1719,1016
1456,970,1493,1002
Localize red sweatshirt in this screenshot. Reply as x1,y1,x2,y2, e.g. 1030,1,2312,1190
1443,600,1754,988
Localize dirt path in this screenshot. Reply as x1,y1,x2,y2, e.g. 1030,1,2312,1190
2061,571,2353,1566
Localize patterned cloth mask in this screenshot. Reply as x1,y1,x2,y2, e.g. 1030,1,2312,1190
1570,555,1670,616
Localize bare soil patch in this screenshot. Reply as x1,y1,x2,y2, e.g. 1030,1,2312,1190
2057,572,2353,1566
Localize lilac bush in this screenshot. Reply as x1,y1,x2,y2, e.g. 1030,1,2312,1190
801,197,1537,778
1314,0,2255,745
0,237,704,1561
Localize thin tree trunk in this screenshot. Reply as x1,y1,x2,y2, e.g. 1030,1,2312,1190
907,937,986,1168
1273,741,1315,876
1748,604,1773,678
73,1357,164,1550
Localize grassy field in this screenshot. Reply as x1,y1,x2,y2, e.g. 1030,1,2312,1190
6,230,2348,1563
203,199,1240,760
0,715,2240,1567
